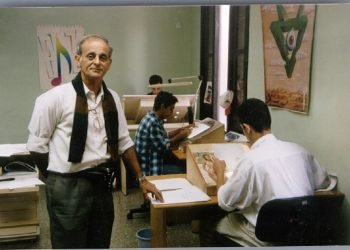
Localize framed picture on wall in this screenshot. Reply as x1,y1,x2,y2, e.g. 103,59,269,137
37,25,84,91
261,4,316,114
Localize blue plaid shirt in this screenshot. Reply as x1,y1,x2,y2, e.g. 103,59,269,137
135,111,170,176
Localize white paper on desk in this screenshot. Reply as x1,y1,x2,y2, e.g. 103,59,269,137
148,178,210,204
0,177,44,190
0,144,29,156
150,178,192,191
187,123,210,139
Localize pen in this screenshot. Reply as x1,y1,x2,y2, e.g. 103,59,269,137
0,177,15,182
161,188,182,192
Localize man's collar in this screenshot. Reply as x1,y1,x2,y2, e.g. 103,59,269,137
82,82,104,97
250,133,276,149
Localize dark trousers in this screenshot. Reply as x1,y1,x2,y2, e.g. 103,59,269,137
162,151,186,175
46,173,114,249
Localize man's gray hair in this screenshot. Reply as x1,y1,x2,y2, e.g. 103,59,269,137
76,34,114,58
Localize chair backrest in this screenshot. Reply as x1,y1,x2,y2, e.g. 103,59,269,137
255,191,345,246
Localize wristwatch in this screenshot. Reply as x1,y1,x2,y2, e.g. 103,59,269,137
138,174,147,184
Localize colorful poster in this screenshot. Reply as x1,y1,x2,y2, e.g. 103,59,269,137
261,5,316,113
37,25,84,90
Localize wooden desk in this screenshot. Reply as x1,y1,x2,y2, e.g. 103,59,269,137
0,186,40,242
146,174,218,248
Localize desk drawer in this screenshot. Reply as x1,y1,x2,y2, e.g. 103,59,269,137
0,208,38,225
0,187,40,241
0,225,40,242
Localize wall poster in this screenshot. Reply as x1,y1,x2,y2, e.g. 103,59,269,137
261,4,316,113
37,25,84,91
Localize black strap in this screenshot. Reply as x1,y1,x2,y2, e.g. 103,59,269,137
68,72,119,163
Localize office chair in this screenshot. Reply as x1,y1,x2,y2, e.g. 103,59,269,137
255,191,345,246
126,200,150,219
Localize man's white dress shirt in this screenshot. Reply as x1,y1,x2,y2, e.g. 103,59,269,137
216,134,329,246
27,82,133,173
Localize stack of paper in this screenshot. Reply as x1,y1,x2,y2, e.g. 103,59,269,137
0,175,44,190
148,178,210,204
0,144,29,156
0,144,44,190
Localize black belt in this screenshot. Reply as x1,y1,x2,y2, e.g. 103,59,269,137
48,161,116,191
48,161,111,177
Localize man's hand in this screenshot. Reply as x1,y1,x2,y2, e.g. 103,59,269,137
205,156,226,189
179,127,192,138
184,123,195,129
212,157,226,175
139,179,164,203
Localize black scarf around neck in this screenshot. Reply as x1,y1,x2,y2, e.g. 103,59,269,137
68,72,119,163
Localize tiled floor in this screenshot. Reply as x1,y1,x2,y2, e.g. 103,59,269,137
0,186,200,249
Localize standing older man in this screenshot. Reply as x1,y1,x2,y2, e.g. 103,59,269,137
27,34,162,249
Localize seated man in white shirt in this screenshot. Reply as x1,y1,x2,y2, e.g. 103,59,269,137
199,98,330,247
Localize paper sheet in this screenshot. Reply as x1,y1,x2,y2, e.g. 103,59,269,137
187,123,210,139
0,177,44,190
0,144,29,157
191,152,217,186
149,178,192,190
148,178,210,204
212,143,250,178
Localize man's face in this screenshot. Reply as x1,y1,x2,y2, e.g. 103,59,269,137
75,38,112,82
161,104,175,119
151,86,162,95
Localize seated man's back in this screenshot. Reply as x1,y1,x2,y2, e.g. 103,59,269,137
218,133,329,228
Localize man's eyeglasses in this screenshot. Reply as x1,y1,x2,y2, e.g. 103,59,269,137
88,107,102,130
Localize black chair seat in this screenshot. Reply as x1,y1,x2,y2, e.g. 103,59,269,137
255,191,345,246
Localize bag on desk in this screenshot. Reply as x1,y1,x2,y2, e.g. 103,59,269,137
3,161,36,173
0,153,35,172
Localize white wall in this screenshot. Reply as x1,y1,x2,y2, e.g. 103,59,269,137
248,4,350,244
0,6,200,143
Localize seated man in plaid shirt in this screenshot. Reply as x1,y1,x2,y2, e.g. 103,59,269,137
135,91,192,176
